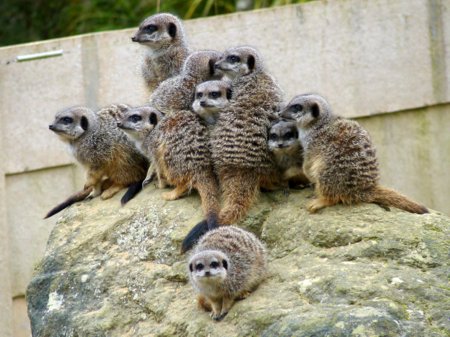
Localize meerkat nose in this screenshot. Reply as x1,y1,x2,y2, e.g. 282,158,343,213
49,125,55,130
205,271,211,276
117,122,122,128
200,101,207,107
131,36,137,42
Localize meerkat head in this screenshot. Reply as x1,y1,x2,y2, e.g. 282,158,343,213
117,105,163,145
49,106,95,142
131,13,185,49
188,250,229,285
279,94,331,129
192,80,232,125
182,50,223,81
214,46,263,80
268,120,299,153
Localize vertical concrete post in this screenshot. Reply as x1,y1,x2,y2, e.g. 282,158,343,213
0,109,13,337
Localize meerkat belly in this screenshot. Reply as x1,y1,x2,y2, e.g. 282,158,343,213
283,167,304,180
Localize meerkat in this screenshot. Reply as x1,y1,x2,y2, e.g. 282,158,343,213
117,105,164,187
268,119,310,189
188,226,267,321
132,13,190,91
149,50,223,114
45,105,149,218
182,46,284,251
181,46,284,251
280,93,428,214
192,80,232,126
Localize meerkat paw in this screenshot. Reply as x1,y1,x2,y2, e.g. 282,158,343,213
211,311,227,321
142,178,152,189
162,191,181,201
307,197,335,213
101,186,122,200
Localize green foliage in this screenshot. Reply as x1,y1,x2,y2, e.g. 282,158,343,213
0,0,314,47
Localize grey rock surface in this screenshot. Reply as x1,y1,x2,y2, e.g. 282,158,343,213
27,186,449,336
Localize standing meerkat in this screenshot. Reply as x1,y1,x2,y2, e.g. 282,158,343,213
192,80,232,126
188,226,267,321
268,119,309,189
146,51,223,239
280,93,428,214
117,105,164,187
45,105,149,218
149,50,223,114
182,46,284,252
132,13,190,91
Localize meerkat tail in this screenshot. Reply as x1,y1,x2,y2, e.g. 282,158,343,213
181,220,209,253
370,186,429,214
194,171,220,229
218,169,260,225
44,186,93,219
120,180,144,205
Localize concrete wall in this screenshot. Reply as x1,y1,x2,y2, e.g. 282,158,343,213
0,0,449,335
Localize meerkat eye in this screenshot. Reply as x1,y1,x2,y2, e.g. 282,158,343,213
227,55,240,63
61,117,73,124
292,104,303,112
195,263,204,271
144,24,158,34
210,261,220,269
128,115,142,123
269,133,278,141
196,92,203,99
210,91,221,99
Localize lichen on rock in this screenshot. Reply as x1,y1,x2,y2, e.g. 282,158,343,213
27,186,450,336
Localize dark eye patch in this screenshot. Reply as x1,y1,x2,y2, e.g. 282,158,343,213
284,131,295,140
195,263,204,271
209,91,221,99
292,104,303,112
196,92,203,99
144,24,158,34
269,133,278,141
128,114,142,123
61,116,73,124
210,261,220,268
226,55,240,63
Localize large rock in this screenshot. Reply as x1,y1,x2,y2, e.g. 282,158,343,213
27,186,449,336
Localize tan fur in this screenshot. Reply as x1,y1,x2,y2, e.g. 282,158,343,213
49,105,149,201
212,46,284,225
280,94,428,214
188,226,267,321
132,13,190,91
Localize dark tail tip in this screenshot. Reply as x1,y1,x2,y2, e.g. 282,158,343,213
181,220,210,254
206,213,219,231
44,200,73,219
121,181,143,205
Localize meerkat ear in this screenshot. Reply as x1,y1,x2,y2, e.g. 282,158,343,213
226,88,232,100
247,55,255,71
311,103,320,118
168,23,177,38
209,59,216,77
222,259,228,270
189,263,193,272
149,112,159,125
80,116,88,131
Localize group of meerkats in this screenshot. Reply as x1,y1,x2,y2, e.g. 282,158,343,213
46,13,429,321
